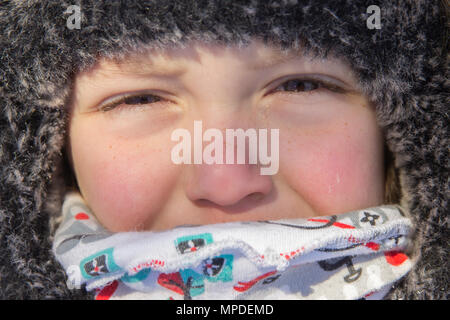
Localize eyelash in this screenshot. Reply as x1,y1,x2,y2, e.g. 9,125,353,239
271,78,347,95
99,94,166,112
98,78,346,112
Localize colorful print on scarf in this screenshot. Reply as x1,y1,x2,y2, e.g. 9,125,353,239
53,192,414,300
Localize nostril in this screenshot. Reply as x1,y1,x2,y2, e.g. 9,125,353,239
247,192,264,201
194,192,266,211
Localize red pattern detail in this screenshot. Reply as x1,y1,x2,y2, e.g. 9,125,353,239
75,212,89,220
233,270,277,292
332,221,356,229
307,218,355,229
347,235,380,251
278,247,305,261
158,273,185,295
95,280,119,300
132,259,165,273
365,242,380,251
385,251,408,266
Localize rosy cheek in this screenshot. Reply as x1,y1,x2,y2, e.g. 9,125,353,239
304,142,365,211
280,121,384,215
72,134,177,232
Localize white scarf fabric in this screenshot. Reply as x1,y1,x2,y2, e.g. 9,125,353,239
53,192,414,300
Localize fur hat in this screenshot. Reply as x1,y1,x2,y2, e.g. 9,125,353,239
0,0,448,299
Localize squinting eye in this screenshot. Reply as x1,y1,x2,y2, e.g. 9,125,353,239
272,79,346,95
123,95,161,105
275,79,319,92
99,93,164,112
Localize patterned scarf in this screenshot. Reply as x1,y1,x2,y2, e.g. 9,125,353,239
53,192,414,300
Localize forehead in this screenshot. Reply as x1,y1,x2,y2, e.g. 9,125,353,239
81,40,318,77
75,39,359,92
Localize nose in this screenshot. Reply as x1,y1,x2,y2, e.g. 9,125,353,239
185,161,273,208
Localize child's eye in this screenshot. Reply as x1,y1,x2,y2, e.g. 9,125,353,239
271,78,347,95
99,93,165,112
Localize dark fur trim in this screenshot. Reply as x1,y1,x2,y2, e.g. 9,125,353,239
0,0,448,299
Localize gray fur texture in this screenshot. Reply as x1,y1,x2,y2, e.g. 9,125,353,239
0,0,448,299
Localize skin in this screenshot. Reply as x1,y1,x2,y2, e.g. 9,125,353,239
67,39,385,232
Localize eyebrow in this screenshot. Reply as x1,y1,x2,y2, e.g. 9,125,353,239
102,50,304,77
247,51,303,70
100,60,188,78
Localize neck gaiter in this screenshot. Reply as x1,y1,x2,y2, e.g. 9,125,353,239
53,192,414,300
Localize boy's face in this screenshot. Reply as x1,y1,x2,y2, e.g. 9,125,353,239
68,40,385,232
